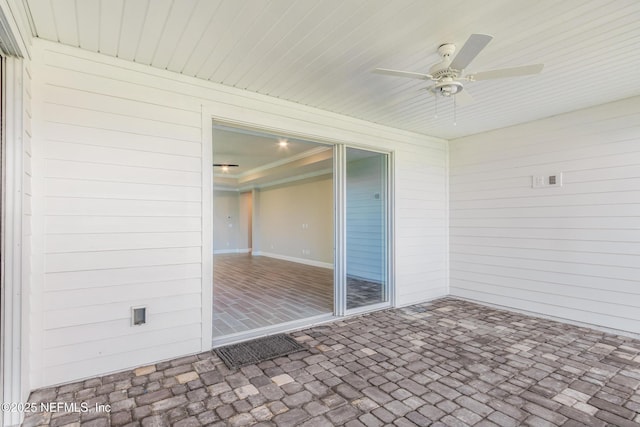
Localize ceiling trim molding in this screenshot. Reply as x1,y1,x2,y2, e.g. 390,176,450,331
240,168,332,192
0,0,31,57
238,146,331,179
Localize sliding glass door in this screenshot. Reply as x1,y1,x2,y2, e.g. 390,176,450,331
210,126,391,342
345,148,389,309
335,145,390,314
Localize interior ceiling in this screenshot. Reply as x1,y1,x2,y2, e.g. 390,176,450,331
212,127,332,189
25,0,640,139
213,127,326,176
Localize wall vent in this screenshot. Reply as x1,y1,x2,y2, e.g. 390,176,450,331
132,307,147,326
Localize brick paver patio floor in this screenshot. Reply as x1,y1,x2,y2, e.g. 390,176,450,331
23,298,640,426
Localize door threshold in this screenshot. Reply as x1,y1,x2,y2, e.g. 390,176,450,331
345,301,391,316
212,313,336,348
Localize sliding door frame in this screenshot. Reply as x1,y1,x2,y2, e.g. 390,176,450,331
333,145,346,316
337,146,394,317
202,108,395,345
1,55,30,427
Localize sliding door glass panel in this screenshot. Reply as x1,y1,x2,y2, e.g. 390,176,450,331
345,148,388,309
212,126,334,338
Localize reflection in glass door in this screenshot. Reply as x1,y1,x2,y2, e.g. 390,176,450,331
345,148,388,309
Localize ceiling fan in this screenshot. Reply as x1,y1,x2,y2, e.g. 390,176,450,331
374,34,544,105
213,163,239,172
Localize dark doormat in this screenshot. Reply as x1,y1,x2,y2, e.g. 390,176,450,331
214,334,306,369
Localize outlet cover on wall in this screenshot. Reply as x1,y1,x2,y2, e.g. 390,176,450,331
532,173,563,188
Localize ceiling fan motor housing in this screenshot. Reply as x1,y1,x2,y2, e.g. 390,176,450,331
430,43,461,85
437,43,456,58
431,79,464,97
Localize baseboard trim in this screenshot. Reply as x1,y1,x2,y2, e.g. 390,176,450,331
213,248,251,255
252,251,333,269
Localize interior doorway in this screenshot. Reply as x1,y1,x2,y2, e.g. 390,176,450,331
212,126,334,338
209,123,393,343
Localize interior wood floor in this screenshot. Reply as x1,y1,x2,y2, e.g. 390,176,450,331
212,254,333,336
212,254,386,337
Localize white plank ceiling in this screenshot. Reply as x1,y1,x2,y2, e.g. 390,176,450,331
24,0,640,139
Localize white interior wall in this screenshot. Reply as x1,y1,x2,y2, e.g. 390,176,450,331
213,190,248,253
449,96,640,335
254,175,333,266
240,191,252,251
30,38,448,388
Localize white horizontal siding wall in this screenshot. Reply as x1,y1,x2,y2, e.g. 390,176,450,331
449,96,640,335
30,39,447,388
31,40,204,387
347,155,386,282
394,144,448,305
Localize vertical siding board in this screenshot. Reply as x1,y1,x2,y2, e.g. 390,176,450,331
22,58,33,405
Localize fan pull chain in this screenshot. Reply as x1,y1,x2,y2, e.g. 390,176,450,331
453,95,457,126
434,94,438,118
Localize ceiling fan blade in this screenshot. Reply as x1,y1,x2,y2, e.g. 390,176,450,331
449,34,493,71
469,63,544,81
213,163,239,167
455,90,474,106
424,84,437,96
374,68,433,80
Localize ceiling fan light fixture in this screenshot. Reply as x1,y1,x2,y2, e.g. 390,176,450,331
430,80,464,97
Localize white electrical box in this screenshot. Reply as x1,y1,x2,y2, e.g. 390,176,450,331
532,173,562,188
